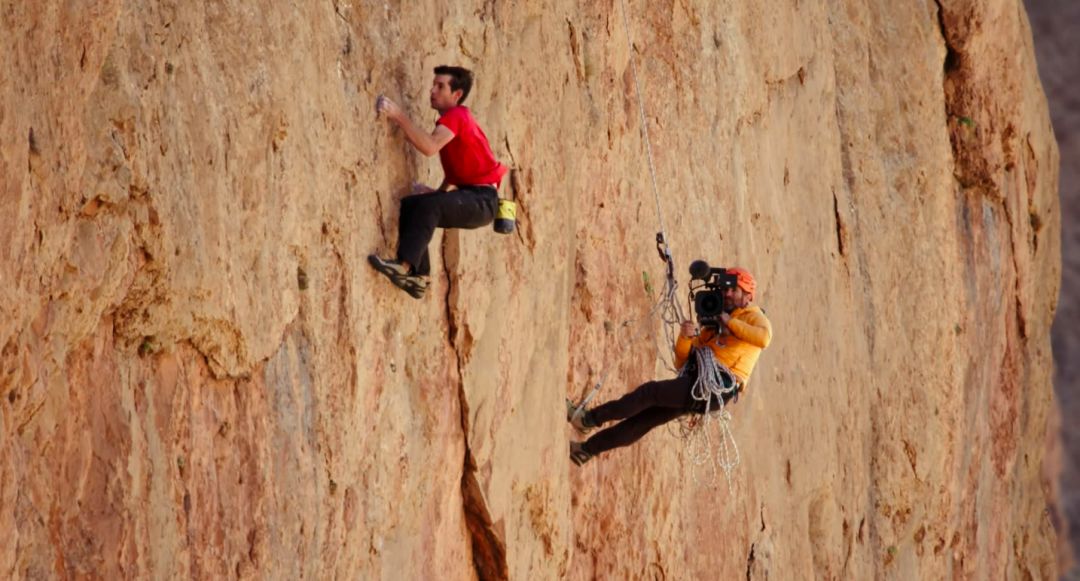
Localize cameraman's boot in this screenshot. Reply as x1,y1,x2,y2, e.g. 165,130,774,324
566,399,597,435
569,441,594,466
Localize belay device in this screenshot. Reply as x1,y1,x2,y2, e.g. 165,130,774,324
493,199,516,234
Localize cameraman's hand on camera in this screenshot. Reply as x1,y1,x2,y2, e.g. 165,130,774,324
719,312,732,326
680,320,699,338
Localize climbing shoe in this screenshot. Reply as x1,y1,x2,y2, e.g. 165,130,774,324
569,441,593,466
368,255,428,300
398,275,429,299
565,399,597,435
368,254,410,278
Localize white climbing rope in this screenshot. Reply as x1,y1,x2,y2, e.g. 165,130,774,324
613,0,687,351
676,345,741,493
570,0,745,494
608,0,744,491
566,0,748,495
617,0,669,242
569,0,685,417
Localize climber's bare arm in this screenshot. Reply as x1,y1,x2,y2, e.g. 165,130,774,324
376,95,455,157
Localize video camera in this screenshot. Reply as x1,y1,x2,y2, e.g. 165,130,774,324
688,260,738,326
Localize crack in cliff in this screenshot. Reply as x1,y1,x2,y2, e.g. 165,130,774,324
330,0,348,23
829,55,876,356
15,396,47,436
933,0,968,191
373,186,390,250
998,197,1030,341
934,0,997,193
832,189,847,258
933,0,1030,344
933,1,960,75
460,444,508,581
442,249,508,581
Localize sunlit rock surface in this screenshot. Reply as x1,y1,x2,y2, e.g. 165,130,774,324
0,0,1060,578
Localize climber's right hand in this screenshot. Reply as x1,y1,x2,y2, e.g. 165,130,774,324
376,95,401,120
680,320,698,337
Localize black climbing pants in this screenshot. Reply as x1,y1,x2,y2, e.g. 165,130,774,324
582,374,738,456
396,185,498,276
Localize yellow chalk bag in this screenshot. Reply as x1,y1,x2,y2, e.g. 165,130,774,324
494,199,516,234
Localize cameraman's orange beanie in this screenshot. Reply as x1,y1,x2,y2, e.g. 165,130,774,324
727,267,756,299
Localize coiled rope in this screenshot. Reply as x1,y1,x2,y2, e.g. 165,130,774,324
677,346,741,493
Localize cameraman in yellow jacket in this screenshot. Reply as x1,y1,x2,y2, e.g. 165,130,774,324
674,268,771,386
569,268,772,466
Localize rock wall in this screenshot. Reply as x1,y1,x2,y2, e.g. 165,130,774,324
1027,0,1080,577
0,0,1060,579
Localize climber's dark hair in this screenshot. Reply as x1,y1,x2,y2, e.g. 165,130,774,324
434,65,473,104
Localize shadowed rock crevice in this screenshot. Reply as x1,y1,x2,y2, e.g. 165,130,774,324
442,241,508,580
832,189,847,258
461,449,509,581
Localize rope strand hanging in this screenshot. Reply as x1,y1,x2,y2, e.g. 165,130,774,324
569,0,743,491
617,0,670,244
570,0,685,415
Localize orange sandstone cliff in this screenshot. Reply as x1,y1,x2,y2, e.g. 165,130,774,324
0,0,1060,579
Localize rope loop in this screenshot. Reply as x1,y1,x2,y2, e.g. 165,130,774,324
676,346,742,493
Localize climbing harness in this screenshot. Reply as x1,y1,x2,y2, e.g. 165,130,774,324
566,0,743,490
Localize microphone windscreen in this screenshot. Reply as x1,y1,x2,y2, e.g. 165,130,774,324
689,260,710,279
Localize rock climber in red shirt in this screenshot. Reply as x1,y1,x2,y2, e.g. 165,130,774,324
369,66,507,299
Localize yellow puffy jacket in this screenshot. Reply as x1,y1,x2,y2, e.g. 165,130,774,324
674,305,772,385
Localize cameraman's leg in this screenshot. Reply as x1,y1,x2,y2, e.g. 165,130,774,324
588,375,693,426
583,407,685,455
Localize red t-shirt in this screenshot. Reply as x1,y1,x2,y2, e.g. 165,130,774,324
436,106,507,187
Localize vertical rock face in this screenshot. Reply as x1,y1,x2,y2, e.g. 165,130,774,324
1027,0,1080,576
0,0,1059,579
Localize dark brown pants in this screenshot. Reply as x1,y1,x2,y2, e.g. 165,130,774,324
582,374,737,456
396,185,497,276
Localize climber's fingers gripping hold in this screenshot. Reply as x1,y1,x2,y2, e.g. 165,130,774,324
376,95,401,120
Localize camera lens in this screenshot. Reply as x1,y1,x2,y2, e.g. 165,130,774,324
694,290,725,319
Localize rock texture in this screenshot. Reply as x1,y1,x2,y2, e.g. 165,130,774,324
1027,0,1080,577
0,0,1060,579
